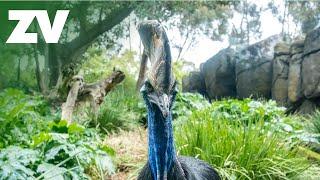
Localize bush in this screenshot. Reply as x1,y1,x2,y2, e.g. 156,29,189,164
0,88,54,147
172,92,209,123
0,121,115,180
0,88,116,179
175,99,309,179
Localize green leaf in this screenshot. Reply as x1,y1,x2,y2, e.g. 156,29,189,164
68,123,85,134
45,145,68,161
50,120,68,133
32,132,52,147
37,163,66,180
100,145,116,156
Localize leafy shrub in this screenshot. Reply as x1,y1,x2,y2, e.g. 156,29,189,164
34,120,115,179
175,99,309,179
0,146,39,179
172,93,209,123
209,98,286,124
0,88,116,179
0,88,54,147
0,120,115,179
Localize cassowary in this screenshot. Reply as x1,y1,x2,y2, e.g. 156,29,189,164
137,20,220,180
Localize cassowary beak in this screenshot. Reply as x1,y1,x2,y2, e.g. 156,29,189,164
148,93,170,118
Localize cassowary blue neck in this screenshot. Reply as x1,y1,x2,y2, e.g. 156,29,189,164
147,104,176,180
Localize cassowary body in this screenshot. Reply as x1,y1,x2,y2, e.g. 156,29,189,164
137,20,220,180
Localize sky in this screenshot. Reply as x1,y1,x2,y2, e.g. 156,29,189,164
123,0,296,68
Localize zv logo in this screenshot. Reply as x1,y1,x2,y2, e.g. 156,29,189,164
6,10,69,43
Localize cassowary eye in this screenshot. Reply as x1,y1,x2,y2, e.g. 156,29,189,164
145,81,154,92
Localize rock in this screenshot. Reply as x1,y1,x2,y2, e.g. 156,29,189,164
288,40,304,103
302,27,320,98
288,54,304,102
235,35,281,98
182,71,206,95
272,42,290,105
297,99,318,114
302,51,320,98
274,42,290,56
304,27,320,56
290,39,304,54
200,48,236,99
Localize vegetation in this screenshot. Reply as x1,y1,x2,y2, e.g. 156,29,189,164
175,98,320,179
1,1,320,179
1,60,320,179
0,89,115,179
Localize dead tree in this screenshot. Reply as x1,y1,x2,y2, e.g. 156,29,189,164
61,70,125,124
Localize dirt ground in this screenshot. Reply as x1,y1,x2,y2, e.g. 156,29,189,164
104,128,148,180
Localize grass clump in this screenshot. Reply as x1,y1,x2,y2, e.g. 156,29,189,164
310,110,320,136
96,78,145,133
175,98,309,179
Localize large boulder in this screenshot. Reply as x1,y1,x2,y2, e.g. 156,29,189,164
235,35,281,98
302,27,320,98
272,42,290,105
297,99,318,114
182,71,206,95
303,27,320,55
288,40,304,103
200,48,236,99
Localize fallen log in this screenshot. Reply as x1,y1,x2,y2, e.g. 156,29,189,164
61,70,125,124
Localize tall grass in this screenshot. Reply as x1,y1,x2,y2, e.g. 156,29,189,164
310,111,320,135
175,99,309,179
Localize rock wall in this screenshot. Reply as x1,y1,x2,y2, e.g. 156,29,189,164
272,42,290,106
302,27,320,99
182,27,320,113
288,40,304,103
182,71,206,95
235,35,280,99
200,48,236,99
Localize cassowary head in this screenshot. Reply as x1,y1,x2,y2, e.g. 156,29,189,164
138,20,177,118
141,80,177,118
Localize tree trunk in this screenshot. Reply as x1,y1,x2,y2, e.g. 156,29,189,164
33,44,47,93
50,5,134,99
61,75,84,124
17,59,21,83
48,44,61,88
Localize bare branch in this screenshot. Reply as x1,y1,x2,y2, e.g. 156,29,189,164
61,70,125,123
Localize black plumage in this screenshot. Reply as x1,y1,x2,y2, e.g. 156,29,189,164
138,156,220,180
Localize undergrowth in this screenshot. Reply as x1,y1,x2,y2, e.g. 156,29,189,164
96,77,145,133
175,98,318,179
0,88,115,179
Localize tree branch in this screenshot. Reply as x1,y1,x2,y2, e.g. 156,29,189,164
61,75,84,124
61,70,125,123
62,4,134,62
